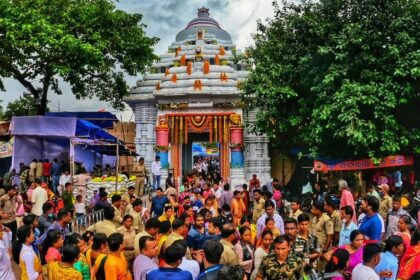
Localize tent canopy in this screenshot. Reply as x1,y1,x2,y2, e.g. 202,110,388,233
45,112,118,129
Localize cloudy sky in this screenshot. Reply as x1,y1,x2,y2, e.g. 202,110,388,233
1,0,274,121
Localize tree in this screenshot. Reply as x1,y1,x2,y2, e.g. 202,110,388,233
2,96,46,120
0,0,158,115
242,0,420,159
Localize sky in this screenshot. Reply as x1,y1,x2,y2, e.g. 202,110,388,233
0,0,275,121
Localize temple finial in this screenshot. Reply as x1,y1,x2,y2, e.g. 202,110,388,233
198,7,210,17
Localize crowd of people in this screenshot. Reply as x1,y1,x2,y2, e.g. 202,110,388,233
1,162,420,280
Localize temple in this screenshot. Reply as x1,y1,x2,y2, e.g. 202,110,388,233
125,7,271,187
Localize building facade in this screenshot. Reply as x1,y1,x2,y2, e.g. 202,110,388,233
125,7,271,187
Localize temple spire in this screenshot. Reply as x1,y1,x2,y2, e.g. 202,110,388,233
197,7,210,17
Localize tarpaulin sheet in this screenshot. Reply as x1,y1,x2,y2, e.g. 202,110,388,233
45,112,118,129
11,116,77,137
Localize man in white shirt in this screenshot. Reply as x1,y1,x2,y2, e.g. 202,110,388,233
31,179,48,216
151,156,162,190
133,236,158,280
352,243,381,280
58,170,71,195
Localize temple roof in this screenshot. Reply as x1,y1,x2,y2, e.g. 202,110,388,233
175,7,232,43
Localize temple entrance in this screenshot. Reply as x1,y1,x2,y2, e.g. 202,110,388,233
182,133,220,175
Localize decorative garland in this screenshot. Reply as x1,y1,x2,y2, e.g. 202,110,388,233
153,145,170,152
156,103,189,110
213,101,244,109
229,143,245,151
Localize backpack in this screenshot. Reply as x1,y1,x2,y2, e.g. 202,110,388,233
95,256,108,280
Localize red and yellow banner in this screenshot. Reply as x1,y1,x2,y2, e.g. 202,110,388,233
314,155,414,172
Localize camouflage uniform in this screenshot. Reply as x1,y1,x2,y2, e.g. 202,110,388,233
292,234,320,265
257,253,305,280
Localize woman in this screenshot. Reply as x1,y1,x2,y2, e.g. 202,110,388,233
324,229,364,275
323,249,350,280
66,233,89,280
43,230,64,263
396,215,412,245
0,222,15,280
250,229,273,280
117,215,136,275
398,229,420,280
47,245,82,280
234,226,254,279
240,216,257,245
12,225,42,280
86,233,108,272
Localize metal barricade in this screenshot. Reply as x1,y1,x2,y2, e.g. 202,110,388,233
69,210,104,234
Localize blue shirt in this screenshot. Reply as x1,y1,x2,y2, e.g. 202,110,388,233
51,162,61,176
151,196,169,216
374,251,398,280
197,264,223,280
359,213,382,241
146,267,193,280
338,221,358,246
187,226,210,250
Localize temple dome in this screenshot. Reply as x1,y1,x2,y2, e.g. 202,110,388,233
175,7,232,43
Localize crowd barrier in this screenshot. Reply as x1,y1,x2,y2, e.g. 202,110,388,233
69,209,104,234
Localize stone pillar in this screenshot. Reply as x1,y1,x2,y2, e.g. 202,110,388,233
230,125,246,188
244,109,271,185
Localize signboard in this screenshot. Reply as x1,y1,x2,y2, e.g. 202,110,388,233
314,155,414,172
0,137,13,158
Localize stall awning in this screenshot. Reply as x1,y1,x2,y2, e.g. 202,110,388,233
45,112,118,129
314,155,414,172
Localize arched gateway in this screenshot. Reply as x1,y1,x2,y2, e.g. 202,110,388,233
125,7,271,188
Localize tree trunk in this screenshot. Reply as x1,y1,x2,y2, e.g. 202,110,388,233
37,89,48,115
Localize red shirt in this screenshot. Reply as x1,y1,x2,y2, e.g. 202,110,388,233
42,162,51,176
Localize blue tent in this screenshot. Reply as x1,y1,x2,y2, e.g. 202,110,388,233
45,112,118,129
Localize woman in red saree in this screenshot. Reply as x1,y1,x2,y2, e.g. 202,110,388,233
398,229,420,280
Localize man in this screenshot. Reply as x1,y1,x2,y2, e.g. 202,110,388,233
58,170,71,195
94,191,110,211
256,235,304,280
358,196,382,242
191,189,204,211
132,157,148,196
0,185,22,240
50,158,61,194
257,200,284,238
219,223,238,265
339,206,358,246
111,194,124,227
87,205,118,237
151,156,162,190
187,213,210,251
147,240,193,280
367,185,381,200
338,179,356,223
36,159,43,180
165,218,187,249
378,184,393,224
296,214,320,265
42,159,51,183
31,178,48,216
210,183,222,205
158,205,175,224
249,174,261,193
134,236,159,280
104,232,132,280
324,197,342,246
73,168,90,203
150,188,169,217
38,202,57,235
2,169,14,189
289,199,303,221
134,218,161,256
164,183,177,200
197,240,224,280
61,182,74,214
218,183,233,210
374,235,404,280
130,199,147,233
29,159,37,183
231,190,246,226
122,186,136,205
385,196,415,238
310,201,334,253
36,208,72,245
208,218,222,241
252,189,265,223
352,243,381,280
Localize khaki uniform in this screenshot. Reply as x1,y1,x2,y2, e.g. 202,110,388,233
134,231,152,257
257,254,304,280
87,219,117,237
252,198,265,223
112,205,123,228
311,213,334,248
379,195,393,221
117,226,136,275
129,208,145,233
132,163,147,196
289,209,303,221
220,239,238,265
329,210,342,233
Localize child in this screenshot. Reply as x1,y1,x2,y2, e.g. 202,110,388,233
256,217,280,247
74,195,86,225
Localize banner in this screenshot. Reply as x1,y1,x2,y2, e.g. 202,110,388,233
0,137,13,158
314,155,414,172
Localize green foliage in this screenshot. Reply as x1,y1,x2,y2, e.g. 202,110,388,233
242,0,420,159
2,96,46,120
0,0,158,115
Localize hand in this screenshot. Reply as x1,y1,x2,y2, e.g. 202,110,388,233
192,249,204,263
378,271,393,278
